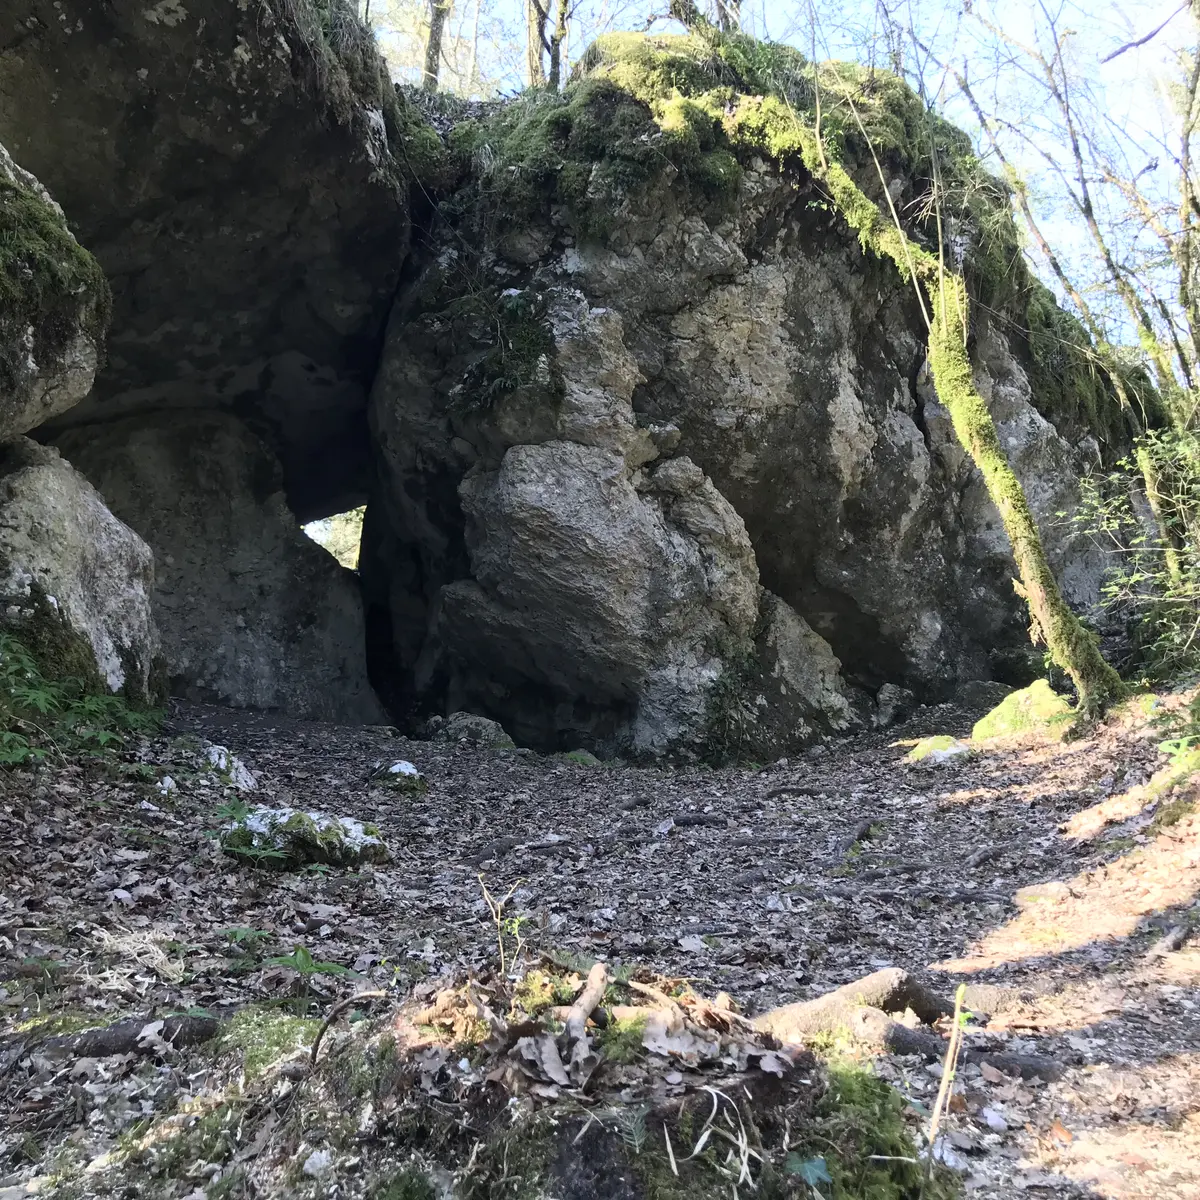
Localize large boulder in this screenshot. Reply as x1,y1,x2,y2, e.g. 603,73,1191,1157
370,287,856,756
0,144,107,442
362,44,1123,732
56,412,384,723
0,0,416,521
0,438,160,703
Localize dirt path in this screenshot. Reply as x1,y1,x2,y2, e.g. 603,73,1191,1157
1,697,1197,1198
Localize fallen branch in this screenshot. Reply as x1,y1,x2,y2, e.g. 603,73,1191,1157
34,1013,222,1059
841,818,881,855
310,990,388,1068
563,962,608,1044
765,785,821,800
672,814,728,828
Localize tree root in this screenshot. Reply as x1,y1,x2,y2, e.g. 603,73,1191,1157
755,968,1061,1081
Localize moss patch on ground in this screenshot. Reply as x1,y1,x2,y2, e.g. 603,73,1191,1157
216,1005,320,1080
972,679,1073,740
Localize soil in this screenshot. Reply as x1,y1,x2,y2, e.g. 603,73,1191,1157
1,691,1198,1198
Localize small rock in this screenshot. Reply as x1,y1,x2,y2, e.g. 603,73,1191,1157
980,1106,1008,1132
220,806,388,869
561,749,602,767
374,760,427,794
156,775,177,796
301,1149,332,1178
427,711,515,749
875,683,915,727
205,745,257,790
906,736,971,765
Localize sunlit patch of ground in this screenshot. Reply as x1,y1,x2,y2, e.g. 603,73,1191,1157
936,810,1200,972
1025,1054,1200,1199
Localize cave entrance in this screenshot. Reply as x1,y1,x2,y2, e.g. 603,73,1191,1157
303,506,366,570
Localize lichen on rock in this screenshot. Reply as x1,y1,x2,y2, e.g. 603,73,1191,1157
220,805,388,869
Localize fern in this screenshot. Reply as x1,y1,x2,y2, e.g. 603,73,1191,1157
0,631,162,766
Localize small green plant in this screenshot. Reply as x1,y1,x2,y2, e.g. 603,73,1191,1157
613,1104,650,1155
1156,691,1200,761
264,945,352,1014
0,633,161,766
222,927,273,951
215,797,253,822
478,874,528,976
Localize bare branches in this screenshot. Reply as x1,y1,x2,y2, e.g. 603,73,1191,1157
1101,1,1190,64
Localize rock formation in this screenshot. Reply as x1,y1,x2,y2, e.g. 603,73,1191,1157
0,0,414,522
1,19,1130,752
56,413,383,722
0,438,160,702
358,38,1122,752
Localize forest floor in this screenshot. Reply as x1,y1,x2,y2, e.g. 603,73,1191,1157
0,690,1198,1199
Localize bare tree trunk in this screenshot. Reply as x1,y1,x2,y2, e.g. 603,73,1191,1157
716,0,741,32
548,0,569,89
465,0,481,96
423,0,452,92
526,0,548,86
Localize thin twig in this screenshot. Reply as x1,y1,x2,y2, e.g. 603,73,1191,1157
309,990,387,1068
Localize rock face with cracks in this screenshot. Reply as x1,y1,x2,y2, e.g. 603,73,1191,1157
55,412,383,722
0,438,160,702
369,287,857,756
363,38,1119,754
0,143,107,443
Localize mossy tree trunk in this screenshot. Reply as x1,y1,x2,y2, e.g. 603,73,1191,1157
526,0,548,86
925,276,1125,713
728,96,1127,713
547,0,569,89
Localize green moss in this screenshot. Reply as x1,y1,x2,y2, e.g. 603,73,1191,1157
597,1014,647,1064
512,968,578,1016
971,679,1073,740
5,580,106,696
800,1059,957,1200
1024,280,1135,445
904,734,968,763
217,1006,320,1080
0,174,110,388
123,1101,241,1183
561,749,603,767
14,1008,113,1037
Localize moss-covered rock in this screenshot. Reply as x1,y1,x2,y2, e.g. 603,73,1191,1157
906,735,972,765
220,805,388,869
0,143,108,441
373,759,428,793
971,679,1072,740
